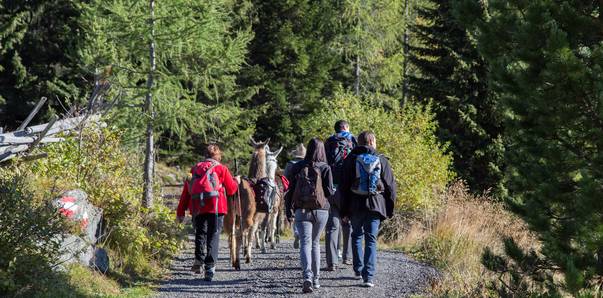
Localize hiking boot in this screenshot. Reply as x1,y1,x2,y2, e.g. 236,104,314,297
191,259,202,274
313,279,320,289
354,271,362,280
324,265,335,272
302,280,313,293
362,281,375,288
342,259,352,265
204,266,215,282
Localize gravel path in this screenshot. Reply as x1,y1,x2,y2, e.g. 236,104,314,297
155,235,439,298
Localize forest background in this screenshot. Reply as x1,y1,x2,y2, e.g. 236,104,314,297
1,0,601,297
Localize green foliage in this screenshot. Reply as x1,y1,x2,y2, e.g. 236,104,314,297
0,167,69,297
0,0,88,129
335,0,407,97
30,127,183,277
455,0,603,295
407,0,504,196
242,0,346,147
80,0,257,164
303,92,453,211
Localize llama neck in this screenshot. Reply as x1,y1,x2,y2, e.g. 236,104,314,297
249,149,267,179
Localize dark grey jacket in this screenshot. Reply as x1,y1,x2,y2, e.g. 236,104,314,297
339,146,397,220
285,160,335,218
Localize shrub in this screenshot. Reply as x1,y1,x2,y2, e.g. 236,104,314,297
29,126,183,278
0,167,69,297
302,92,454,211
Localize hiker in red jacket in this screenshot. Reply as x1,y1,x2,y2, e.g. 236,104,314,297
176,144,240,282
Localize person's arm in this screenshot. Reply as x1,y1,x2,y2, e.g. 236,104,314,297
285,161,302,219
380,156,397,218
221,165,238,196
321,164,335,198
339,155,354,217
176,179,190,222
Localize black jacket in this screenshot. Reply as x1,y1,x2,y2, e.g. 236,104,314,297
339,146,396,220
285,160,335,218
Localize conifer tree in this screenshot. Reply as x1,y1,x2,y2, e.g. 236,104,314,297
406,0,504,195
335,0,407,102
456,0,603,294
0,0,87,128
241,0,345,146
81,0,255,205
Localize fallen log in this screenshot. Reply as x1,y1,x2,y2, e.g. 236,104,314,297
0,136,64,145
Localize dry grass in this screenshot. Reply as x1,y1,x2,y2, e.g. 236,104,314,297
383,181,538,297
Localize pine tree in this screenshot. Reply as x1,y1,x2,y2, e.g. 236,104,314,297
242,0,345,147
81,0,255,159
81,0,255,205
456,0,603,294
406,0,504,195
0,0,87,128
335,0,407,102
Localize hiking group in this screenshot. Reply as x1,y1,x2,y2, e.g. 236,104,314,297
175,120,397,294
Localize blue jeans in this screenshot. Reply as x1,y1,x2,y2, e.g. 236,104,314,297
295,209,329,282
350,211,381,282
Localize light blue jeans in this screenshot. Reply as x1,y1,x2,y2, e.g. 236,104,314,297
351,211,381,283
295,209,329,282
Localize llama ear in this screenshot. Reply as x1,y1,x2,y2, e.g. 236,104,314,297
274,146,283,157
249,136,258,146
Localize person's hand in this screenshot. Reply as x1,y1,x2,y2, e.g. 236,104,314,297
176,216,184,224
341,216,349,224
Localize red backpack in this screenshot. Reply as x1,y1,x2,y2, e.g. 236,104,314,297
189,160,222,215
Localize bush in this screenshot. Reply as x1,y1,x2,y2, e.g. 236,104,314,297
302,92,454,211
0,167,70,297
29,126,183,278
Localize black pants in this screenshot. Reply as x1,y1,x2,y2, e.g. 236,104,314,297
194,213,224,268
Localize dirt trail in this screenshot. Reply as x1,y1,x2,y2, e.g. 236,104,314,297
155,235,439,298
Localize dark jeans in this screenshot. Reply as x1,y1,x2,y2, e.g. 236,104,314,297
194,213,224,269
325,206,352,267
350,211,381,282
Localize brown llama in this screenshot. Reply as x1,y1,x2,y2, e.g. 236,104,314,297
224,178,255,269
223,137,269,269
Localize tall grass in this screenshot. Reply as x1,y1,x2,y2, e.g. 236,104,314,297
385,181,538,297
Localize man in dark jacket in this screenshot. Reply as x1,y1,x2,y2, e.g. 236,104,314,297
324,120,356,269
339,131,396,287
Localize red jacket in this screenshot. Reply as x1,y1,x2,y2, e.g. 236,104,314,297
176,160,238,216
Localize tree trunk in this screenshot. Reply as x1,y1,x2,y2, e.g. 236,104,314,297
354,55,360,96
402,0,410,106
143,0,156,208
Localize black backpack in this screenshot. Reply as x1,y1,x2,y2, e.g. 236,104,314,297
327,136,354,184
254,177,273,212
292,163,327,210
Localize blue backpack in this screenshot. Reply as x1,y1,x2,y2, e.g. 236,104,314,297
351,153,384,196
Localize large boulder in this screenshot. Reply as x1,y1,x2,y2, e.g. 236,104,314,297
54,189,108,272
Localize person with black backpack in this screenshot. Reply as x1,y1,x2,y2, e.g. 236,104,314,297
285,138,335,293
339,131,397,288
324,120,356,270
176,144,240,282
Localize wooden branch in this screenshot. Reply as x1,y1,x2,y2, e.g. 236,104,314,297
17,97,47,131
21,152,48,162
28,115,58,152
0,136,64,145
